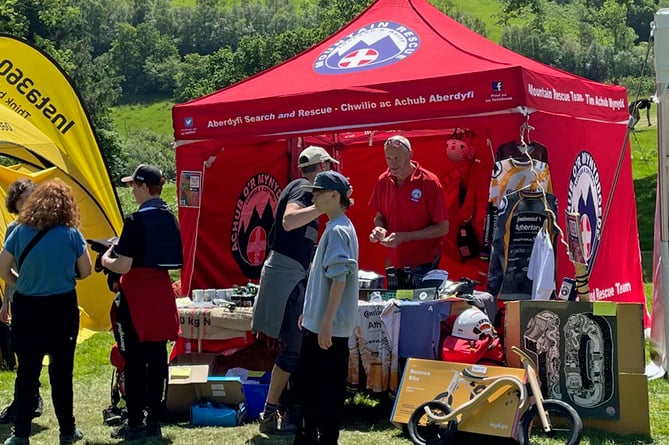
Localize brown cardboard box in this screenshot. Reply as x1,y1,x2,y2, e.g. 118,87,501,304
166,353,218,416
584,373,650,436
504,301,648,433
392,358,526,437
505,301,644,373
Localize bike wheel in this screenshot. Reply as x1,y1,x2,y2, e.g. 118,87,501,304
517,399,583,445
407,400,457,445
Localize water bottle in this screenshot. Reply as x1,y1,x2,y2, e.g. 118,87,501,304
185,341,192,354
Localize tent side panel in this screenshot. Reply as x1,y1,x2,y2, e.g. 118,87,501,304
177,141,289,295
531,113,646,317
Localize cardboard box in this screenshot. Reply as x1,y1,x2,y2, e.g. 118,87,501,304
391,358,526,437
166,353,224,416
504,301,645,425
583,373,650,436
505,301,644,373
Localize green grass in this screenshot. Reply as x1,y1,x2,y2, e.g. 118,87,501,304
629,99,658,280
0,330,666,444
449,0,518,42
111,98,175,139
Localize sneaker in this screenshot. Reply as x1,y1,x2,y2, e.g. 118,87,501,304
0,403,14,425
59,428,84,445
145,422,162,438
110,420,146,441
3,435,28,445
259,410,297,435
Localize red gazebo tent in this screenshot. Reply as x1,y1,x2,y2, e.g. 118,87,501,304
172,0,644,316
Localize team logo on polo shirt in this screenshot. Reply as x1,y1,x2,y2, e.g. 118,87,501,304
313,21,420,75
567,151,602,273
230,173,281,278
411,188,422,202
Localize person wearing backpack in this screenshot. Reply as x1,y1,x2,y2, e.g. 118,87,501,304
101,164,182,441
0,179,43,425
0,180,92,445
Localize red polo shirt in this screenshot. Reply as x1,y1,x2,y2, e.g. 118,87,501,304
369,162,449,268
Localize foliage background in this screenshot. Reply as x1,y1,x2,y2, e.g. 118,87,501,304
0,0,662,181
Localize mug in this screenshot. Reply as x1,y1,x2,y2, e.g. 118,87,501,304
216,289,233,300
204,289,216,302
192,289,204,303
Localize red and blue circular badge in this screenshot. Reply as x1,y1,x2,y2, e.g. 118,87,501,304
314,21,421,75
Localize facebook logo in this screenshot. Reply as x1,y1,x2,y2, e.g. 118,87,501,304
184,117,194,128
492,81,503,92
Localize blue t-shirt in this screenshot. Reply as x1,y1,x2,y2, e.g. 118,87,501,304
5,224,86,296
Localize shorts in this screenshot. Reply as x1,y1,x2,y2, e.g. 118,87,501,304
276,280,305,373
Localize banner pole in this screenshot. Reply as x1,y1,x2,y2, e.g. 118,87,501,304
654,9,669,372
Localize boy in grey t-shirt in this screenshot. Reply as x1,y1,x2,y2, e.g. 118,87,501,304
293,171,358,445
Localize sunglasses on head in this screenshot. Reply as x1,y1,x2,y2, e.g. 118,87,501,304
384,138,410,151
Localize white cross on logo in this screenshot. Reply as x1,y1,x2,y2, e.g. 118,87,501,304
339,49,379,68
247,226,267,266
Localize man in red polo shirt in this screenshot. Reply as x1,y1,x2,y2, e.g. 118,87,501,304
369,135,449,287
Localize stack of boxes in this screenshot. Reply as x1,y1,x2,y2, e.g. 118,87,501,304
166,353,271,426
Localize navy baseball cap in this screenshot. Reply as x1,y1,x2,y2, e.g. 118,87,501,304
121,164,163,185
300,171,351,196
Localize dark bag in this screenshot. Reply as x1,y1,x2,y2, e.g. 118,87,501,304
0,320,14,370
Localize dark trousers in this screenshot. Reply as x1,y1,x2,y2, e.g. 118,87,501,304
293,330,349,445
113,291,168,426
121,339,168,426
11,291,79,438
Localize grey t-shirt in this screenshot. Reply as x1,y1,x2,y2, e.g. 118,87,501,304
302,214,359,338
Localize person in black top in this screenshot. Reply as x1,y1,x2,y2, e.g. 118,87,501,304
251,146,338,435
101,164,182,441
629,97,652,128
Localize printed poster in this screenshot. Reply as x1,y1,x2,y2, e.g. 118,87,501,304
180,170,201,208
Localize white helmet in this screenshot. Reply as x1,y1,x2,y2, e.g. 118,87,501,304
446,136,475,162
452,308,495,340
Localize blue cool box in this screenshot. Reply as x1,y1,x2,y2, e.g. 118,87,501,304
242,372,271,421
187,376,246,426
191,402,246,427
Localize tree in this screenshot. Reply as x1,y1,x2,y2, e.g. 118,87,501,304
109,22,179,97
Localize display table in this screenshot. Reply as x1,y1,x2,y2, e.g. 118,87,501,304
178,303,253,340
172,303,255,359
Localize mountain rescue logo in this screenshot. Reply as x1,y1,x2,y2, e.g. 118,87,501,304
230,173,281,278
314,21,420,75
567,151,602,273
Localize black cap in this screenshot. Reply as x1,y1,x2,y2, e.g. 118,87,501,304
121,164,163,185
300,171,351,196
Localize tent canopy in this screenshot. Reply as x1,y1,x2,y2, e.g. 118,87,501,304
173,0,645,319
173,0,628,144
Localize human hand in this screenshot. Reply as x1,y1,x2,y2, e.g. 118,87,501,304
380,232,404,248
0,302,8,324
318,323,333,349
369,226,387,243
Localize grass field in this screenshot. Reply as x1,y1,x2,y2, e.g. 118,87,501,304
0,328,666,445
111,98,175,139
